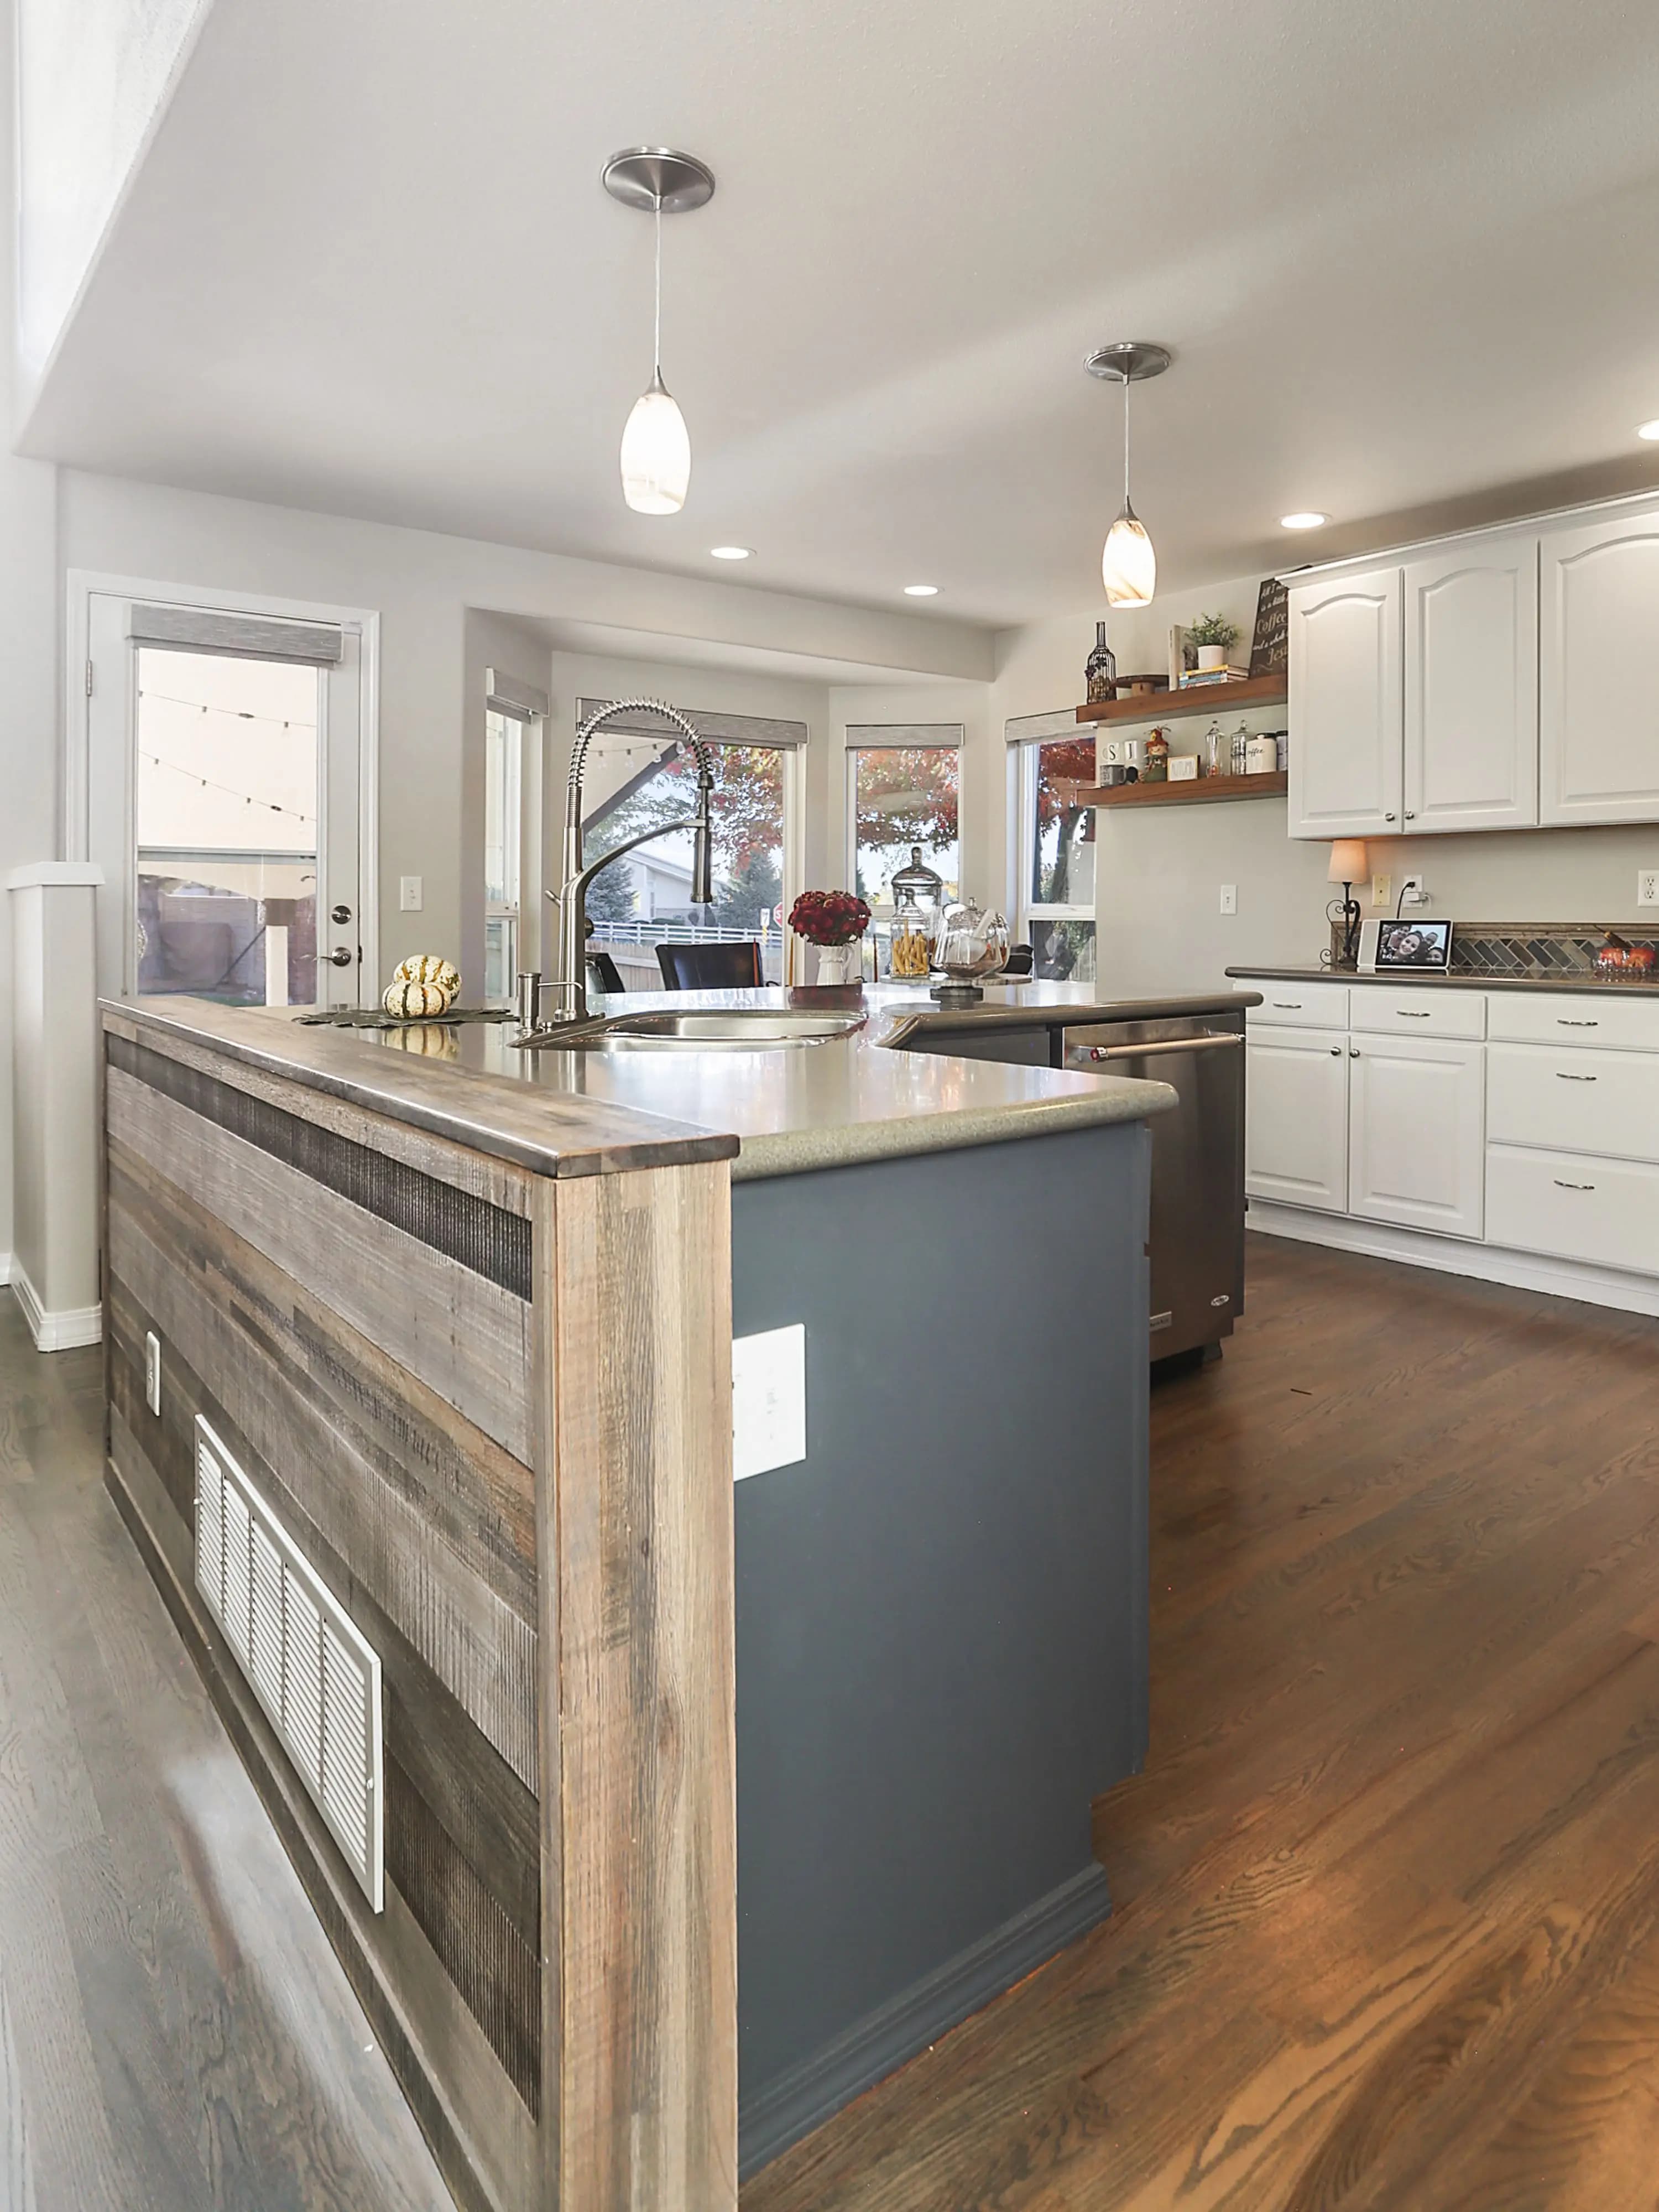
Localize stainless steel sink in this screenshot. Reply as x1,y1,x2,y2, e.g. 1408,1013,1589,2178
526,1010,866,1051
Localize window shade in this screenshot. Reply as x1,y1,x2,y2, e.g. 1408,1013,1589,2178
486,668,549,721
845,724,963,748
1004,709,1077,746
129,603,345,666
576,697,806,749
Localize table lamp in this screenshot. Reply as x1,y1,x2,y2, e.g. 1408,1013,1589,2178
1326,839,1368,969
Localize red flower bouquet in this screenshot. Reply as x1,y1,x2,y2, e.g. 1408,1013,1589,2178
787,890,872,947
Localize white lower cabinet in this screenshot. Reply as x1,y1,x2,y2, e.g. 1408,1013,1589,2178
1485,1145,1659,1275
1245,1026,1349,1210
1487,1041,1659,1165
1348,1035,1486,1239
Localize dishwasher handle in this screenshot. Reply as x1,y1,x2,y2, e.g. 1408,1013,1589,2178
1071,1032,1245,1063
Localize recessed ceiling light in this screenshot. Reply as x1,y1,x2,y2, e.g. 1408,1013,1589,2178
1280,512,1329,530
903,583,940,597
709,544,753,559
1639,421,1659,442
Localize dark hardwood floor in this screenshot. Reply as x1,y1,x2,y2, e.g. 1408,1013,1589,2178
13,1236,1659,2210
745,1232,1659,2212
0,1304,452,2212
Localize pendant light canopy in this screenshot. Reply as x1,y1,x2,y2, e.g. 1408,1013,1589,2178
603,148,715,515
1086,342,1170,607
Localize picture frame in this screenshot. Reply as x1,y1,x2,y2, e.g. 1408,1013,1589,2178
1360,917,1454,973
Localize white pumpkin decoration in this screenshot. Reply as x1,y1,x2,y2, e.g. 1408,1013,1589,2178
394,953,462,999
383,978,453,1021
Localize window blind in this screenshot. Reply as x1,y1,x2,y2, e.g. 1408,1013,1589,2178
129,603,345,666
576,698,806,749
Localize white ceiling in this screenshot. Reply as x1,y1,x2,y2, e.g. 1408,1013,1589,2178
24,0,1659,625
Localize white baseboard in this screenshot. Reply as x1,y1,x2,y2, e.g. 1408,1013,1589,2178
10,1262,103,1351
1247,1201,1659,1319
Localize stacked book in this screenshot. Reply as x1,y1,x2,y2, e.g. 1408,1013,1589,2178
1178,663,1251,688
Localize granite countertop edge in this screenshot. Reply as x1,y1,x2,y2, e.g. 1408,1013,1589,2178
1227,965,1659,997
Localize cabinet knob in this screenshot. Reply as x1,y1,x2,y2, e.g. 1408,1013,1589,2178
1405,811,1416,820
1349,1047,1360,1058
1384,812,1397,822
1329,1045,1342,1056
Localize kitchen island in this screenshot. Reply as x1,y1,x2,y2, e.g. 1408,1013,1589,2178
99,987,1180,2207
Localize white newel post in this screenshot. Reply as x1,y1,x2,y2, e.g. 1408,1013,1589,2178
7,863,105,1350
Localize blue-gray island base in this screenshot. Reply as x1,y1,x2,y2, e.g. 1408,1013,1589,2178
733,1117,1150,2172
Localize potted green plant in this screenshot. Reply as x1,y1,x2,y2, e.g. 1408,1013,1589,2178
1187,612,1240,672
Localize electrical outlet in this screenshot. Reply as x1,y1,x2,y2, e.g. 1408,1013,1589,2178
1219,884,1237,915
144,1331,162,1417
1639,870,1659,909
1371,874,1391,910
399,875,424,912
1400,874,1428,907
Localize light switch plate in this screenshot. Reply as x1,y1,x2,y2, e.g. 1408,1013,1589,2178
1639,870,1659,909
399,875,423,912
1219,884,1237,915
1372,874,1392,910
732,1324,806,1481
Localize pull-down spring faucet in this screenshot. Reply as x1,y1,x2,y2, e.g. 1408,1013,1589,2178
518,697,716,1036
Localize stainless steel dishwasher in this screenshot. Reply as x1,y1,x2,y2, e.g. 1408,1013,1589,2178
1062,1008,1246,1360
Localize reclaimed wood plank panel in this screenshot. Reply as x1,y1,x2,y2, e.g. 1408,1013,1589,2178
106,1061,534,1462
107,1144,535,1618
103,1008,536,1215
108,998,740,1183
540,1160,738,2212
107,1404,539,2212
104,1283,542,1814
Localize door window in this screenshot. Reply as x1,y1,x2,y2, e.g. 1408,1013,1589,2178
1017,733,1097,982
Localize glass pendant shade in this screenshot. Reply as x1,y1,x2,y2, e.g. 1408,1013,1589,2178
1102,507,1156,606
620,371,691,514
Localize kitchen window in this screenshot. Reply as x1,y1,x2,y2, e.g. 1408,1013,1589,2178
576,698,803,986
1008,713,1097,983
846,727,961,972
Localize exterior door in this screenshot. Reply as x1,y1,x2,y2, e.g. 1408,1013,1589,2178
1540,505,1659,825
1245,1025,1349,1210
1404,536,1538,834
81,589,372,1008
1347,1035,1485,1239
1288,565,1404,839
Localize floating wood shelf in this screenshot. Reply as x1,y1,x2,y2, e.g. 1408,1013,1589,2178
1074,674,1288,727
1062,770,1290,810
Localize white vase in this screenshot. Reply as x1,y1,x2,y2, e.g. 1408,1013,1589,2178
1197,643,1227,671
815,942,862,985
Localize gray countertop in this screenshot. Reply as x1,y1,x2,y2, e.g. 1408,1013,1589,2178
1227,963,1659,997
108,982,1228,1183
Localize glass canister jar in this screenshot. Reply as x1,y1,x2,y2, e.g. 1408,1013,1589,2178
888,846,944,979
931,898,1010,1003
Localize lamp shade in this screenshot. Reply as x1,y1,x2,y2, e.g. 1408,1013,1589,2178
620,373,691,514
1102,510,1156,607
1327,838,1369,886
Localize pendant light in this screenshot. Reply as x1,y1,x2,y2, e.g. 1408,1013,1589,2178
1086,342,1170,607
603,148,716,515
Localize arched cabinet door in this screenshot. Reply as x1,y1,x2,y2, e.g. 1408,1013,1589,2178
1404,536,1538,834
1541,508,1659,825
1288,566,1402,839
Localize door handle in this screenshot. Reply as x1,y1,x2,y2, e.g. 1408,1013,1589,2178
327,947,355,968
331,904,353,925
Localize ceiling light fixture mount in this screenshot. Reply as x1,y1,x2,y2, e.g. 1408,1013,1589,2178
904,583,940,597
1280,511,1329,530
1086,342,1170,607
604,148,716,515
1639,420,1659,442
709,545,753,560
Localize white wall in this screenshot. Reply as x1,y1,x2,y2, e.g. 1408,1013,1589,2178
15,0,207,395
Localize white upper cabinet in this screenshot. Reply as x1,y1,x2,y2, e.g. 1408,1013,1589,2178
1540,508,1659,825
1404,537,1538,834
1288,566,1403,838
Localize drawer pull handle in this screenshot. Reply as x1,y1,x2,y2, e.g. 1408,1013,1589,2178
1557,1019,1599,1028
1553,1178,1596,1191
1395,1010,1432,1018
1272,1001,1303,1010
1555,1071,1597,1082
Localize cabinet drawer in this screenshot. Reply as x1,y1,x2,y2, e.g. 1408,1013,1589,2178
1246,985,1349,1031
1486,1144,1659,1276
1486,992,1659,1051
1348,985,1486,1040
1486,1042,1659,1165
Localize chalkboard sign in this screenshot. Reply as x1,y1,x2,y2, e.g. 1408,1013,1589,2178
1248,577,1288,677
